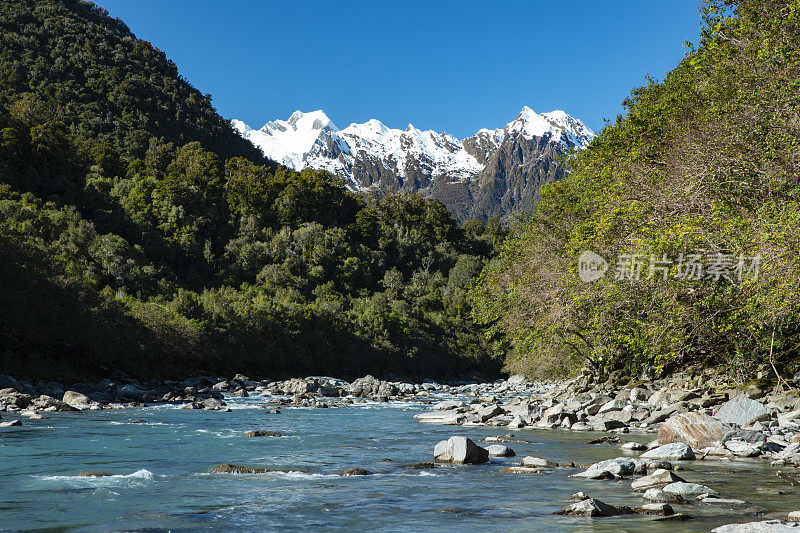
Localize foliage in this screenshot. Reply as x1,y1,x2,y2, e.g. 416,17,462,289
0,0,503,380
472,0,800,381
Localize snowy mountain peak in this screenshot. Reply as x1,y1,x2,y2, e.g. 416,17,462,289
232,107,595,217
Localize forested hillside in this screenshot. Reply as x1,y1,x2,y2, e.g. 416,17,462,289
473,0,800,383
0,0,503,381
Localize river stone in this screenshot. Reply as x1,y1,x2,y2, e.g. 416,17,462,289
554,498,634,517
641,442,696,461
76,471,112,477
341,468,373,476
658,412,729,449
724,440,762,457
663,481,719,497
631,468,686,491
486,444,515,457
434,436,489,464
634,503,674,516
477,404,504,422
521,456,558,468
643,488,685,504
210,464,269,474
712,520,800,532
699,496,748,505
433,400,461,411
499,466,545,474
567,492,590,501
401,462,436,469
716,396,771,427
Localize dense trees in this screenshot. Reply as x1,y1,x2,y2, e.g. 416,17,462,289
0,0,503,380
472,0,800,382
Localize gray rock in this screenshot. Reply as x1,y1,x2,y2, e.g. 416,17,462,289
486,444,515,457
724,440,762,457
62,391,101,410
621,441,647,451
631,468,686,491
641,442,696,461
433,436,489,464
521,456,558,468
643,488,685,504
554,498,634,517
716,396,771,427
634,503,674,516
712,520,800,532
663,481,719,497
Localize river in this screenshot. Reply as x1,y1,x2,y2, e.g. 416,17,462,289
1,394,795,531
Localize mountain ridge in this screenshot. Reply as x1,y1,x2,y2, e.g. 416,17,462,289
233,107,594,221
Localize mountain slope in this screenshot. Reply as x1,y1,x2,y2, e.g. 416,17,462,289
233,107,594,221
0,0,502,381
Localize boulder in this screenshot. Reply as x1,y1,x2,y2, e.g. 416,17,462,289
554,498,634,517
62,390,100,410
485,444,515,457
658,412,729,449
477,404,504,423
433,436,489,464
33,395,77,412
521,456,558,468
663,481,719,497
573,457,636,478
631,468,686,491
724,440,762,457
716,396,771,427
634,503,674,516
643,488,685,504
621,441,647,451
712,520,800,532
641,442,696,461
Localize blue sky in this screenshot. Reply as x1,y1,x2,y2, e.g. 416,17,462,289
98,0,702,137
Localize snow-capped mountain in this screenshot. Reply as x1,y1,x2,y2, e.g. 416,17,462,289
232,107,594,221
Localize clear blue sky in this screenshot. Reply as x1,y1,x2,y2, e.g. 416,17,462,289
98,0,702,137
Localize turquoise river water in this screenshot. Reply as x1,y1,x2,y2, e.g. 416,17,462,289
1,395,797,531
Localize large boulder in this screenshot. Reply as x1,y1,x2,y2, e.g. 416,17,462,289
554,498,634,517
433,436,489,464
349,375,398,398
641,442,696,461
62,391,101,410
658,412,730,449
715,396,771,427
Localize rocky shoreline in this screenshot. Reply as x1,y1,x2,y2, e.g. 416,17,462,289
2,370,800,530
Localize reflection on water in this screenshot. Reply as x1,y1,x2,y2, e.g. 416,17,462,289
0,396,795,532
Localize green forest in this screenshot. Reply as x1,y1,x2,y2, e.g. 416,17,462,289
2,0,798,385
0,0,505,381
472,0,800,383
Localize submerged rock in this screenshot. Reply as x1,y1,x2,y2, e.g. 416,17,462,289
210,464,269,474
243,430,281,437
341,468,374,476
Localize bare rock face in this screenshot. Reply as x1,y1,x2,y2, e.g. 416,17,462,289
658,412,730,449
433,436,489,464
